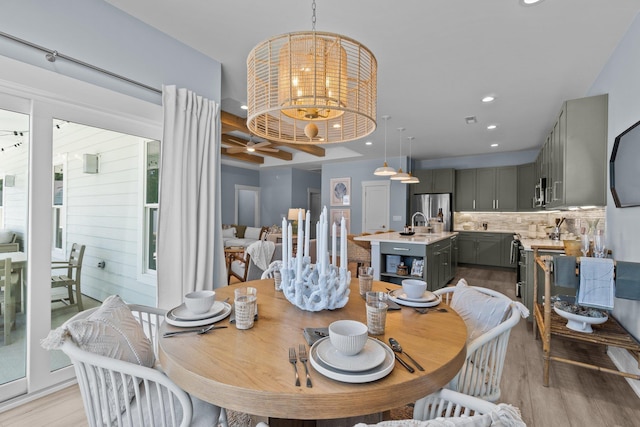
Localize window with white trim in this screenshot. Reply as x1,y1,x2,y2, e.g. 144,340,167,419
145,140,159,272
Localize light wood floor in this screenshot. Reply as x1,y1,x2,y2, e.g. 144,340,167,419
1,265,638,426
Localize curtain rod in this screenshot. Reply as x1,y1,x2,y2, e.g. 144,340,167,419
0,31,162,95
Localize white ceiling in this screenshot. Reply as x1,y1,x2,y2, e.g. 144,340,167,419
107,0,640,166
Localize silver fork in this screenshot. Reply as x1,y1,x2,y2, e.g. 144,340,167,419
298,344,313,388
289,347,301,387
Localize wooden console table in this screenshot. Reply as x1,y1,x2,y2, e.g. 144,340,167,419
532,247,640,386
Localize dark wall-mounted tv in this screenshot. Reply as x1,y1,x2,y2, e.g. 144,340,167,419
610,119,640,207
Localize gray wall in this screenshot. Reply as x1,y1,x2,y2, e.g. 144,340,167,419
260,168,293,227
589,12,640,340
220,164,259,225
0,0,221,103
229,167,322,227
322,157,409,235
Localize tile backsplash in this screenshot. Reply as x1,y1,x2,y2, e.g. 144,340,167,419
453,208,605,238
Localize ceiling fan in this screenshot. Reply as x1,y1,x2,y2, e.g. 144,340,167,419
226,137,279,154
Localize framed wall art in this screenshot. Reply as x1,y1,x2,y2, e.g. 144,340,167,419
330,209,350,236
330,177,351,206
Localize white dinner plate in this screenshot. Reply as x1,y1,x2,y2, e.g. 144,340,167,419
309,337,395,383
391,289,438,303
165,302,232,327
170,301,226,321
315,337,387,372
387,290,442,308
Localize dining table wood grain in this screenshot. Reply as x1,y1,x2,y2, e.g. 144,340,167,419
158,278,467,421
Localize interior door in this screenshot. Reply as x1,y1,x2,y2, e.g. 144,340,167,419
362,180,390,233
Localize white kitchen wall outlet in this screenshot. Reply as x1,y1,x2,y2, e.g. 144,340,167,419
393,215,401,221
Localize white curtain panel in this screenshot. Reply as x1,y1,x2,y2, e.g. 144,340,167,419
157,86,226,309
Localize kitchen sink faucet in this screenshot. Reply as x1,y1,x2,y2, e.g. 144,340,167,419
411,212,428,230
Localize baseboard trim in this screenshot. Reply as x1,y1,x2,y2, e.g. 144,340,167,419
607,346,640,398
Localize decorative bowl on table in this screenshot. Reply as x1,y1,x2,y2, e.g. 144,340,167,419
552,300,608,333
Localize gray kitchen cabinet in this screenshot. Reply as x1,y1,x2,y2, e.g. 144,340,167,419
456,232,514,267
457,232,476,264
496,166,518,211
517,163,535,211
545,94,608,209
455,169,476,211
450,235,458,278
379,239,454,290
426,238,452,290
475,168,495,211
379,242,427,286
454,167,517,211
475,233,502,266
412,168,455,194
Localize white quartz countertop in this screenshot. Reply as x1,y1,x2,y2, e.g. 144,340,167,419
354,231,458,245
520,238,565,251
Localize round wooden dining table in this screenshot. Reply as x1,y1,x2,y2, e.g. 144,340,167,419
159,278,467,422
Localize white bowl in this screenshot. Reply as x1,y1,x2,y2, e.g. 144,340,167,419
553,306,608,333
402,279,427,299
184,290,216,314
328,320,368,356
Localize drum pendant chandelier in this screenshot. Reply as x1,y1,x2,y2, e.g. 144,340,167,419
247,1,377,144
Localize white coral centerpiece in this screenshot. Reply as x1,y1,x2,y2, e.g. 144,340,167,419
279,207,351,311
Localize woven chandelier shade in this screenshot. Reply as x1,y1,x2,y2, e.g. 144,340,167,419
247,31,377,144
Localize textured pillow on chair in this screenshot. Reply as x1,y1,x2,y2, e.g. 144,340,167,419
64,295,155,366
450,279,511,341
42,295,155,423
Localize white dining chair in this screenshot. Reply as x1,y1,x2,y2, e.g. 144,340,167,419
423,281,529,403
57,303,228,427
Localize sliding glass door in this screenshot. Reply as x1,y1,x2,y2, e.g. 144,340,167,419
0,59,162,404
0,96,30,401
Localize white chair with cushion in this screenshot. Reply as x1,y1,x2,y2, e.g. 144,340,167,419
353,388,525,426
421,279,529,403
42,295,228,427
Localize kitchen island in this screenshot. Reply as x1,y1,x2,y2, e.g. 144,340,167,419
355,231,458,290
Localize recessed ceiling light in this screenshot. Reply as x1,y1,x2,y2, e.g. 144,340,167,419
365,141,372,146
487,124,497,130
521,0,544,5
491,143,499,147
482,96,495,103
240,104,248,110
465,116,477,124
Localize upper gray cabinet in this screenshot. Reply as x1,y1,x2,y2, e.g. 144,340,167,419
517,163,536,211
411,168,455,194
455,166,517,212
545,94,608,209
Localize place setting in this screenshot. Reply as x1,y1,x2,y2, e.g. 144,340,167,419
164,290,232,330
386,279,442,308
307,320,395,383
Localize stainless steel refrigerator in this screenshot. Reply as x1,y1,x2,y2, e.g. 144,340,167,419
412,193,452,231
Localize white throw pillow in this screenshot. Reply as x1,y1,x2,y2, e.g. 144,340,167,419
244,226,263,240
450,279,511,341
64,295,155,422
0,230,14,244
222,227,237,238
